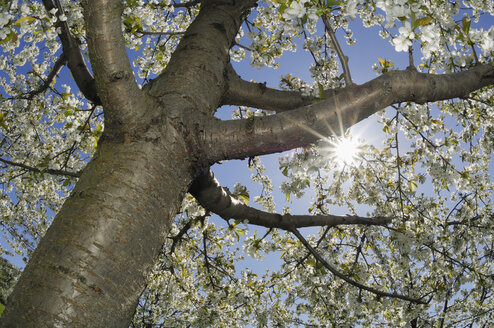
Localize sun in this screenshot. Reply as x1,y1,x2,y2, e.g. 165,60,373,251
328,136,362,166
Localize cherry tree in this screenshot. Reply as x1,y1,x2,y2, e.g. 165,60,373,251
0,0,493,327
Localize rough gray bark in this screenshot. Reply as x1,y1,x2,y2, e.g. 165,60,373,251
206,65,494,161
190,170,392,230
1,0,493,327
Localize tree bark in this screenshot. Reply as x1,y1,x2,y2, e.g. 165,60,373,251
0,1,256,327
0,137,193,327
205,64,494,161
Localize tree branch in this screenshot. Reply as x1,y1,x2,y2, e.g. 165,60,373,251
221,63,315,112
173,0,201,8
189,170,392,230
83,0,150,127
233,42,253,52
203,63,494,162
290,228,426,304
141,0,257,116
322,15,353,86
0,157,81,178
41,0,101,105
136,30,186,36
25,54,66,99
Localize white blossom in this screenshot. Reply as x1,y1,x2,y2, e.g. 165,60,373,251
391,21,415,52
282,0,310,20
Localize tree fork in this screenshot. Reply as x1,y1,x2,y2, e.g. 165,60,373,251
1,1,259,326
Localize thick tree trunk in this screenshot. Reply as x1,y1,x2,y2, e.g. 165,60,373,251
1,135,193,327
1,1,252,326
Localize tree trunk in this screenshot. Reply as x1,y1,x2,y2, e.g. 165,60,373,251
1,1,250,326
1,135,193,327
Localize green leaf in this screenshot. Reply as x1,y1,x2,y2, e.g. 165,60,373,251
281,165,289,177
398,17,408,25
233,186,250,205
13,16,35,27
413,17,433,29
0,29,17,44
462,16,471,35
39,154,51,168
62,92,72,101
279,3,288,16
324,0,340,7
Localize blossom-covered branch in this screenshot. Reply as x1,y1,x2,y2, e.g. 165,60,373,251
41,0,101,105
189,170,392,230
204,63,494,162
291,228,426,304
322,15,353,86
24,54,66,99
0,157,81,178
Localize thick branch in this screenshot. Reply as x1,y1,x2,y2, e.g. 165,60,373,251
203,63,494,162
189,170,392,230
142,0,257,116
84,0,149,127
291,228,426,304
221,63,314,112
0,157,81,178
42,0,101,105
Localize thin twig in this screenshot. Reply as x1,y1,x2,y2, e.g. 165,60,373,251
0,157,81,178
322,15,353,86
290,227,426,304
25,54,66,99
233,42,253,52
169,219,192,254
408,46,416,69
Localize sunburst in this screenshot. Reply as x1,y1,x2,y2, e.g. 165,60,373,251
328,135,362,166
